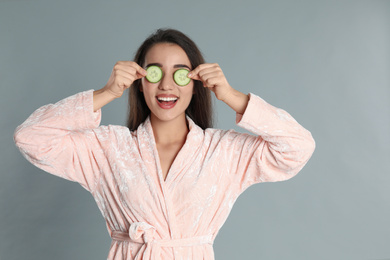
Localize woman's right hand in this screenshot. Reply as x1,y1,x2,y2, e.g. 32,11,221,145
102,61,147,99
93,61,147,111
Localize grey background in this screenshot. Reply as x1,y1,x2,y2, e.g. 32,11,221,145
1,0,389,259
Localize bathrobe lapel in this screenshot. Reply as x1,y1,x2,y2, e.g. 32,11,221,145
140,116,204,187
136,116,204,237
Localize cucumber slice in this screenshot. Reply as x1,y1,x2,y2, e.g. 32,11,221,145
173,69,191,86
146,65,163,83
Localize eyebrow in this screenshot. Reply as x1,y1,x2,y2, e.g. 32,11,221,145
145,63,191,70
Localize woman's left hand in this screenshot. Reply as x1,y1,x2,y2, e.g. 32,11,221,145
188,63,233,101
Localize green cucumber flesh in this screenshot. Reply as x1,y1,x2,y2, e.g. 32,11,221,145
173,69,191,86
146,65,163,83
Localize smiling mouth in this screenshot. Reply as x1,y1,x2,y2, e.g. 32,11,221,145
155,96,179,109
156,97,178,103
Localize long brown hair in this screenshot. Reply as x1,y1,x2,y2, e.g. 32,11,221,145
127,28,213,131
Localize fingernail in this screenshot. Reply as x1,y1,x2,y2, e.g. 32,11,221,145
188,72,192,77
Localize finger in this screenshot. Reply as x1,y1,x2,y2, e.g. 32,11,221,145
126,62,147,77
188,73,201,81
117,65,145,81
189,63,219,80
203,77,220,89
116,70,144,89
187,69,200,80
135,64,147,77
200,70,225,86
125,66,146,80
188,63,211,79
116,61,147,77
116,70,136,83
116,77,133,90
198,68,222,79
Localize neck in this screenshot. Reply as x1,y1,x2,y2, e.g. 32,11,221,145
150,114,189,145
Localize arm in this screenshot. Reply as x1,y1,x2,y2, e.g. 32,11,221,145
220,88,249,115
14,90,106,192
14,61,147,191
188,63,249,114
189,63,315,192
228,93,315,192
93,61,147,112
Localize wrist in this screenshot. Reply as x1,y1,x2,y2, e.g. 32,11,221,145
221,87,239,103
96,87,120,100
222,88,249,114
93,88,117,111
219,86,235,102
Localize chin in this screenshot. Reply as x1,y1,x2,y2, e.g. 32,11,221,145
150,108,186,123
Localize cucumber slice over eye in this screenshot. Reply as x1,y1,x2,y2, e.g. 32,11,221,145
146,65,163,83
173,69,191,86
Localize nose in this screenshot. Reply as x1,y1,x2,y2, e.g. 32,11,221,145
158,71,174,90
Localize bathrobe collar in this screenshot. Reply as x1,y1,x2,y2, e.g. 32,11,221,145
137,115,205,186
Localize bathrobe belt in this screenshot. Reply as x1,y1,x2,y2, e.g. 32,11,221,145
111,222,214,259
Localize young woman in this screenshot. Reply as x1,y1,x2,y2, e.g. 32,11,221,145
14,29,315,260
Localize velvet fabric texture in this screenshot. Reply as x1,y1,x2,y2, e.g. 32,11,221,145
14,90,315,259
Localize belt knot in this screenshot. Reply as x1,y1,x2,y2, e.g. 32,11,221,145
110,222,213,259
128,221,156,244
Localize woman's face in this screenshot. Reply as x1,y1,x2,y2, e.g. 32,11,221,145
141,43,194,125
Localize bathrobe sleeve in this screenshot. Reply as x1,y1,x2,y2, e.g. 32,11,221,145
226,93,315,193
14,90,107,192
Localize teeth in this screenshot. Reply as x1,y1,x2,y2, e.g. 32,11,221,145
157,97,178,102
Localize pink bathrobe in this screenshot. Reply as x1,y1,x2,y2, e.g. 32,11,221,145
14,90,315,259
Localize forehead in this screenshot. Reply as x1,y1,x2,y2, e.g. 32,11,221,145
145,43,190,66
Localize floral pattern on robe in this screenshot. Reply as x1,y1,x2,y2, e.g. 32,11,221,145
14,90,315,259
